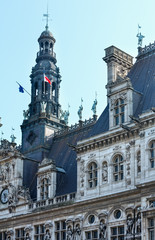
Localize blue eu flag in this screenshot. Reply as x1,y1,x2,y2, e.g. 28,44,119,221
19,85,24,93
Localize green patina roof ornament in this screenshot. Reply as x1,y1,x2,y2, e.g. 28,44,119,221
136,24,145,47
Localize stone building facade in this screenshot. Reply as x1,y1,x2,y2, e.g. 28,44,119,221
0,24,155,240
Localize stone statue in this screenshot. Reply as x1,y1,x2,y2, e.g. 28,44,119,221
91,99,97,115
25,233,31,240
67,226,73,240
60,108,65,120
23,110,29,120
136,213,141,234
126,216,134,235
64,110,70,125
10,134,16,143
102,162,108,182
40,101,47,113
75,225,81,240
137,32,145,47
45,229,51,240
78,99,83,121
99,221,107,239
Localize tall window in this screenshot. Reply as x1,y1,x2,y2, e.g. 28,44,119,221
113,155,124,182
88,162,98,188
85,230,98,240
148,218,154,240
42,81,48,94
55,220,66,240
34,225,45,240
114,99,125,126
150,141,155,168
137,150,141,173
15,228,25,240
0,232,7,240
40,178,49,200
111,226,124,240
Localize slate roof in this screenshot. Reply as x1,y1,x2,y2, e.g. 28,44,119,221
89,46,155,138
24,44,155,199
45,45,155,196
47,124,94,196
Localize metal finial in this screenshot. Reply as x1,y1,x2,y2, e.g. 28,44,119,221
136,25,145,47
43,5,49,31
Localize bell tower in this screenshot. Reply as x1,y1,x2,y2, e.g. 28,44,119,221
21,21,66,158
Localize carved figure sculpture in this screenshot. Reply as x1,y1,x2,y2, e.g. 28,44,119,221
99,221,107,239
67,226,73,240
23,110,29,120
136,32,145,47
60,108,65,120
91,99,97,115
45,229,51,240
136,213,141,234
102,162,108,182
25,233,31,240
64,110,70,125
40,101,47,113
75,225,81,240
126,216,134,235
78,105,83,121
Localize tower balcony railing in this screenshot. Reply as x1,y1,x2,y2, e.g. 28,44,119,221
37,49,56,59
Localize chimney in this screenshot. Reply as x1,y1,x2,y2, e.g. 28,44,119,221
103,46,133,83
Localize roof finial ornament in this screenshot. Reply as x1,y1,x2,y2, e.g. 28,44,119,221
78,98,83,121
91,92,98,116
64,104,70,125
0,117,2,128
136,24,145,47
10,128,16,143
43,5,50,31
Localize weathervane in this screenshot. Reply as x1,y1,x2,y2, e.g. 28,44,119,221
136,25,145,47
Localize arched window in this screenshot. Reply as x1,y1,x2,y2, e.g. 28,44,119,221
113,155,124,181
45,41,49,52
34,82,38,96
150,141,155,168
52,82,56,98
40,178,49,200
114,99,125,126
137,150,141,173
88,162,98,188
42,81,48,94
40,42,44,50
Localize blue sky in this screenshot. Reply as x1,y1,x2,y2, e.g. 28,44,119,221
0,0,155,144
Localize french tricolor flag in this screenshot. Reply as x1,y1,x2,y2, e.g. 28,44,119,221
44,74,52,85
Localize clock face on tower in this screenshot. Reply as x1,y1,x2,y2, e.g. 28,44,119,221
1,188,9,204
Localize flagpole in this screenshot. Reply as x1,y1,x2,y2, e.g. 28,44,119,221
16,81,31,96
44,73,45,94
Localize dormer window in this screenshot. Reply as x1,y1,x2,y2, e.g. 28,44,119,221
114,99,125,126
